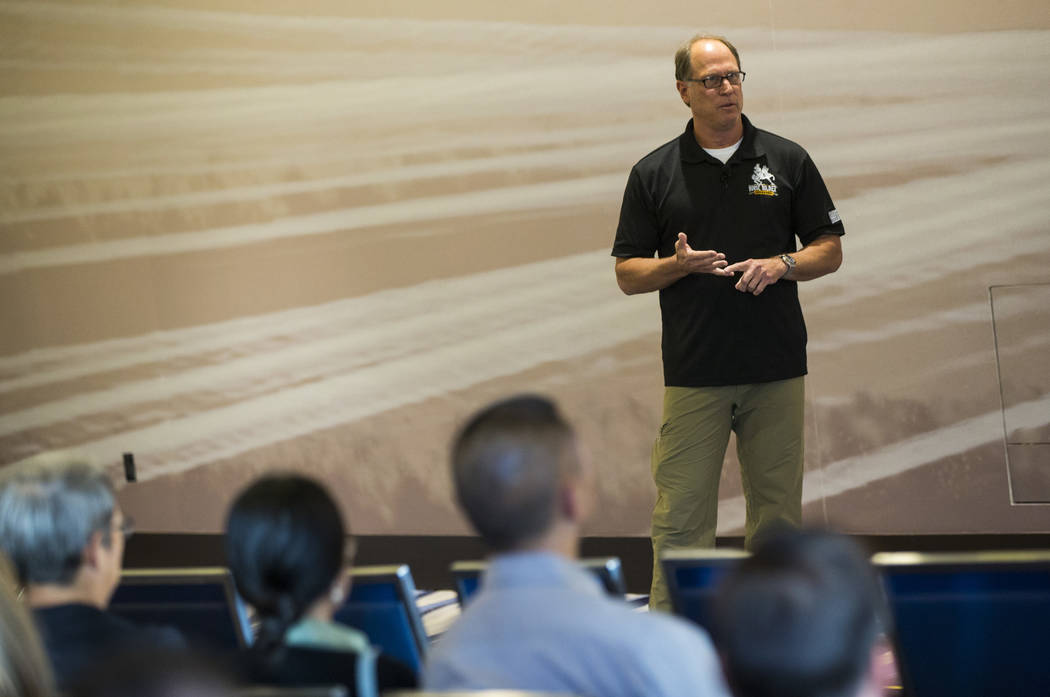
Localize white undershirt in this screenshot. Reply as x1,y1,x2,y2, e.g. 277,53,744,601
703,137,743,164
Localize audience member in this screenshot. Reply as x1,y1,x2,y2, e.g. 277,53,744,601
0,552,55,697
424,394,729,697
225,473,416,696
713,528,885,697
0,453,182,690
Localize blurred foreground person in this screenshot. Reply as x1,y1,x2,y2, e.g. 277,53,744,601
0,553,54,697
226,473,416,696
0,453,181,690
713,528,885,697
425,394,729,697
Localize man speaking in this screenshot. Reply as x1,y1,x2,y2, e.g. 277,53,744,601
612,34,844,610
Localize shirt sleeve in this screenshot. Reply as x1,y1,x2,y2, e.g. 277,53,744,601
611,167,661,258
792,154,845,246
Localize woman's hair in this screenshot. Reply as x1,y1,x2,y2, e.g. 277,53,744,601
0,553,55,697
225,474,348,660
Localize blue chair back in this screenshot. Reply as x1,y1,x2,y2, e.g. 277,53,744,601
873,550,1050,697
579,557,627,598
450,557,626,608
661,549,748,631
109,567,252,649
333,565,427,675
450,561,486,608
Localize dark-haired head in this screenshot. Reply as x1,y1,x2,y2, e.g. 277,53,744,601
451,395,585,553
225,474,349,658
713,528,884,697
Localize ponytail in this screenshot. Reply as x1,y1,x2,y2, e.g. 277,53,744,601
251,593,300,665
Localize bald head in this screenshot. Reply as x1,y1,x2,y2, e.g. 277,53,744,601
675,34,741,80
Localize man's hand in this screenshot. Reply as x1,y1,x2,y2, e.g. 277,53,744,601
675,233,734,276
724,257,788,295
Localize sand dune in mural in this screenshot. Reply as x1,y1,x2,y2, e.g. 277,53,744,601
1,5,1048,533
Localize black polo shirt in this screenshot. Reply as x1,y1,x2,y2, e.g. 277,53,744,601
612,116,844,387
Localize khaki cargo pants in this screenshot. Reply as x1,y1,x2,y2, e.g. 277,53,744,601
649,377,805,611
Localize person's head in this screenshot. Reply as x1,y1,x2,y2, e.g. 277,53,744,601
0,553,55,697
225,474,350,654
451,394,591,555
675,34,741,81
0,452,127,608
713,528,883,697
675,34,744,137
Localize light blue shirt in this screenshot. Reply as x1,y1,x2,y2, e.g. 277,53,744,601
424,551,729,697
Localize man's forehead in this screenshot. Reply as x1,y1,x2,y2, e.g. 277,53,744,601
690,40,736,70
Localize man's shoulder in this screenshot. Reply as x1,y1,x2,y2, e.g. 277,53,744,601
427,595,723,692
36,603,182,646
452,585,713,652
34,603,131,635
632,132,685,174
618,605,715,649
749,122,811,162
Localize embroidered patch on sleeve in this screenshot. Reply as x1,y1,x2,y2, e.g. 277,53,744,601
828,208,841,224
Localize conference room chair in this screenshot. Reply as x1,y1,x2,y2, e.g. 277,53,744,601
449,557,627,608
108,566,252,649
872,549,1050,697
660,548,749,630
333,564,428,676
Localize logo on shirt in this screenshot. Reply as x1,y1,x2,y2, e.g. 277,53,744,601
748,164,778,197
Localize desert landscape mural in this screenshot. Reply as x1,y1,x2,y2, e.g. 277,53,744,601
1,0,1047,535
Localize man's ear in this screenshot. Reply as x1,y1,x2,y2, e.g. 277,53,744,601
558,477,582,523
79,530,104,571
676,80,691,106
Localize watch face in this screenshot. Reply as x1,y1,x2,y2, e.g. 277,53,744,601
781,254,796,267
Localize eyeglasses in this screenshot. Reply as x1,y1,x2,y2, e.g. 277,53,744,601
684,71,746,89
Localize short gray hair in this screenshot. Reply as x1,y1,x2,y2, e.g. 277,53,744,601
0,453,116,586
675,34,741,80
451,395,578,552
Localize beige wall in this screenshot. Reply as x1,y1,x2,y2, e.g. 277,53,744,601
1,1,1048,535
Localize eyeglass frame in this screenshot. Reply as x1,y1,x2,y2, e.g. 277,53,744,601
682,71,746,89
118,515,135,540
94,511,134,549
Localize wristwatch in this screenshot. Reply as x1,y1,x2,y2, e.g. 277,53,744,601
779,253,797,270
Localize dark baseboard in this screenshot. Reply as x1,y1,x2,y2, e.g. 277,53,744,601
125,533,1050,594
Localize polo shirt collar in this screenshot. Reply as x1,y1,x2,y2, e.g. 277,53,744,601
679,114,764,164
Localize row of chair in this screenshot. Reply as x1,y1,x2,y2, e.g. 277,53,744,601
661,548,1050,697
110,549,1050,697
110,564,429,673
